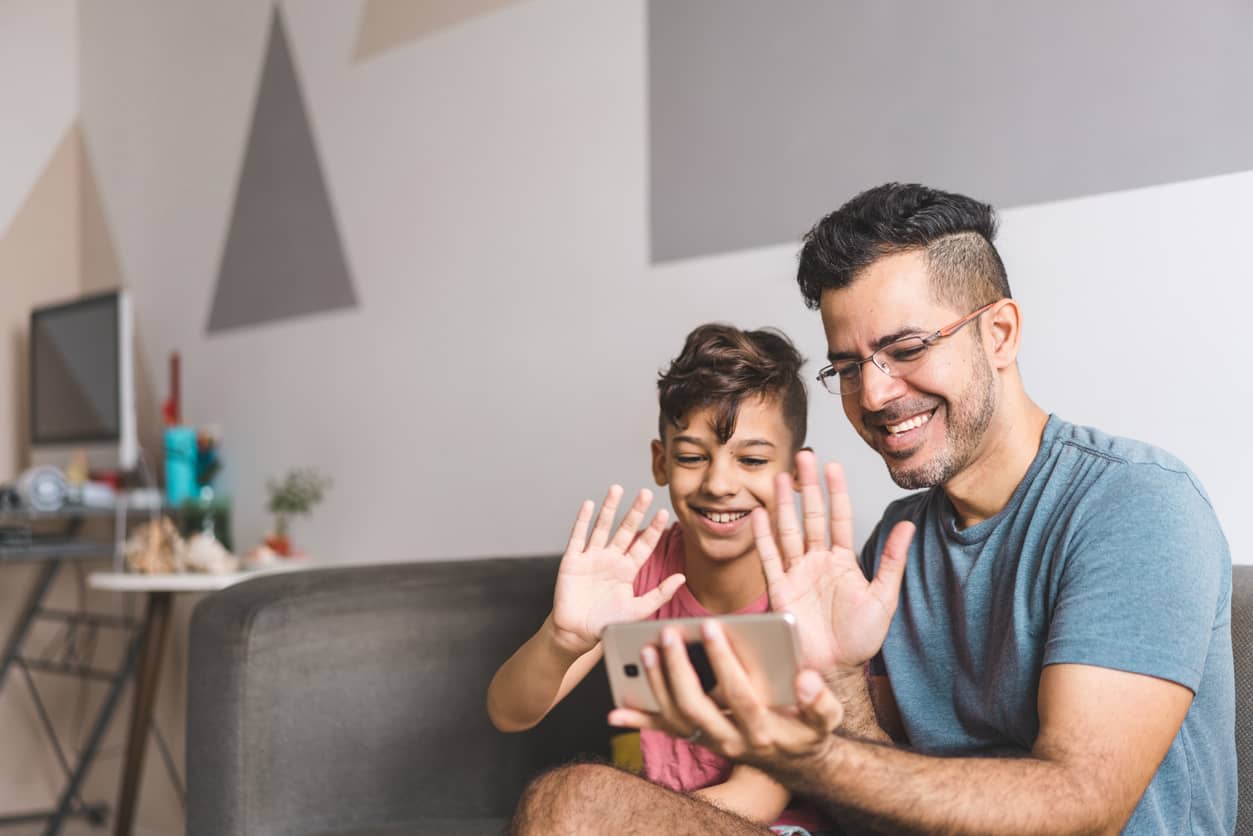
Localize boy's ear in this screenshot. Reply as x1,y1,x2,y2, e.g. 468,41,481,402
650,439,668,487
791,447,810,489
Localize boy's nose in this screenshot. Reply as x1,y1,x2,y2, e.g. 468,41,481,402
701,459,736,497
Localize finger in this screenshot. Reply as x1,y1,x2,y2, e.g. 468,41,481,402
773,471,804,568
751,509,788,595
698,620,775,748
608,488,652,552
607,707,664,730
565,499,595,554
868,520,915,612
796,451,827,552
659,627,741,743
588,485,624,549
639,642,684,729
626,509,669,567
630,572,686,619
825,462,854,553
795,670,844,735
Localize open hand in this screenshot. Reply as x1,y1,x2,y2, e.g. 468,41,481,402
550,486,683,655
756,451,915,680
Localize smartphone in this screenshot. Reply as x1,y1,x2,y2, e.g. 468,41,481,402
602,612,801,712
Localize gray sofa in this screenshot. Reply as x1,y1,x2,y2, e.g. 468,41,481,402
186,556,611,836
188,559,1253,836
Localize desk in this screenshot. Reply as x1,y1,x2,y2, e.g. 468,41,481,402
0,525,137,835
87,570,292,836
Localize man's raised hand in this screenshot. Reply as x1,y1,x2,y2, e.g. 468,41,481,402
550,486,682,656
754,451,915,680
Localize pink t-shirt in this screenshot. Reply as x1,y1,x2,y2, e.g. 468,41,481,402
631,524,829,831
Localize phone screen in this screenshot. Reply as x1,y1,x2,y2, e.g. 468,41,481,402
686,641,717,693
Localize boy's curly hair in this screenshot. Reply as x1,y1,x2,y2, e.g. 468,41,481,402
657,323,806,449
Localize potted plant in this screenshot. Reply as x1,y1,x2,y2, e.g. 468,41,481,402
265,468,331,556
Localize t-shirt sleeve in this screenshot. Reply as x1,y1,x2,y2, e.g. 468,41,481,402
1043,464,1230,693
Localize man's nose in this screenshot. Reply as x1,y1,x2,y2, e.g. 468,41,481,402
857,360,905,413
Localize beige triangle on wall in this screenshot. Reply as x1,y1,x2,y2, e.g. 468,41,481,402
353,0,526,61
0,123,82,481
79,134,125,295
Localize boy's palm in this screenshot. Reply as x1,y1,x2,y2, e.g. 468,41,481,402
550,486,682,654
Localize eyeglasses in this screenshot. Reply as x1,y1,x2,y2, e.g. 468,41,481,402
816,300,1000,396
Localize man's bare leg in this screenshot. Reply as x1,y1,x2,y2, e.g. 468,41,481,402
510,763,772,836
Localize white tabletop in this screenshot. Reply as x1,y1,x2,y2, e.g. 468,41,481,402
88,564,305,593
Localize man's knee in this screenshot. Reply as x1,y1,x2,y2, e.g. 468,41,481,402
511,762,625,836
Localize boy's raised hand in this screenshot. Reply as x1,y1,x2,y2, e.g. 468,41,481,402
754,451,915,681
550,486,682,656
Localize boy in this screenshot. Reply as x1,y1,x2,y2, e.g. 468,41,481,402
487,323,827,832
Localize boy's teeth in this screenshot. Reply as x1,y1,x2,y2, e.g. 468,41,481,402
702,510,748,524
887,412,932,435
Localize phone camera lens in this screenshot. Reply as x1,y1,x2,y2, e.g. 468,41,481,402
623,663,640,678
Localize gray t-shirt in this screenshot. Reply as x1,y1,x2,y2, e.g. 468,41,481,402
862,415,1235,834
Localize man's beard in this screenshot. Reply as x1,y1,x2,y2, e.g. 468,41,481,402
884,354,997,490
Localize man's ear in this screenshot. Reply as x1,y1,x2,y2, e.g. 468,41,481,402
650,439,668,487
984,299,1022,370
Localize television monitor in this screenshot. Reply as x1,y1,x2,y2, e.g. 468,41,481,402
28,289,138,474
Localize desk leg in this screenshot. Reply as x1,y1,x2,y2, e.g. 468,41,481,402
112,590,172,836
0,560,61,686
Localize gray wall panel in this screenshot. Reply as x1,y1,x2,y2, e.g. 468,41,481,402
649,0,1253,262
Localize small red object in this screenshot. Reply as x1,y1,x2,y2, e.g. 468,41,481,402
264,534,292,557
161,352,181,426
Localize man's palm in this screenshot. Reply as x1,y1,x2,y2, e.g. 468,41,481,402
756,455,915,678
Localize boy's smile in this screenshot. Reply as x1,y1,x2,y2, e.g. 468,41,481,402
651,396,795,566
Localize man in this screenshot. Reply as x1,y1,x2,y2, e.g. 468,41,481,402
512,184,1235,835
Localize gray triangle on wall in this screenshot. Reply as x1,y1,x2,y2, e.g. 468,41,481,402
207,7,357,335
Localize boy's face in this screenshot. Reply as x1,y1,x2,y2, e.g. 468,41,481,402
651,395,795,566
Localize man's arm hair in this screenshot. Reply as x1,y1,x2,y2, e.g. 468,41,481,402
771,663,1192,835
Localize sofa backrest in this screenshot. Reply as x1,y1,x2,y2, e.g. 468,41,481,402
187,556,610,836
1232,564,1252,833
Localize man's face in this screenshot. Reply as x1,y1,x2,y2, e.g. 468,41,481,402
651,396,794,565
819,250,997,489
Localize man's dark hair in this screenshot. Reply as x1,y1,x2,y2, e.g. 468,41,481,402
657,323,807,450
796,183,1012,315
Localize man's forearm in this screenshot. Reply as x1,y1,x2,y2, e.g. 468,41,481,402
765,735,1116,836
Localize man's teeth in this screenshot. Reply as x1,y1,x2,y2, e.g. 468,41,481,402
699,509,749,523
886,412,932,435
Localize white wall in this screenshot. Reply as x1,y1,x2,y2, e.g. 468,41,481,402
78,0,1250,567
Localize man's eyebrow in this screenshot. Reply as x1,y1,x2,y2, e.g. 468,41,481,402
733,439,777,449
670,434,707,446
827,326,927,363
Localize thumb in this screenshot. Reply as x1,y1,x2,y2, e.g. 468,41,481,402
795,669,843,734
868,520,914,612
634,573,685,617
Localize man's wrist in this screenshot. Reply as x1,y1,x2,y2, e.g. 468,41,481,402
753,727,848,791
824,665,870,697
